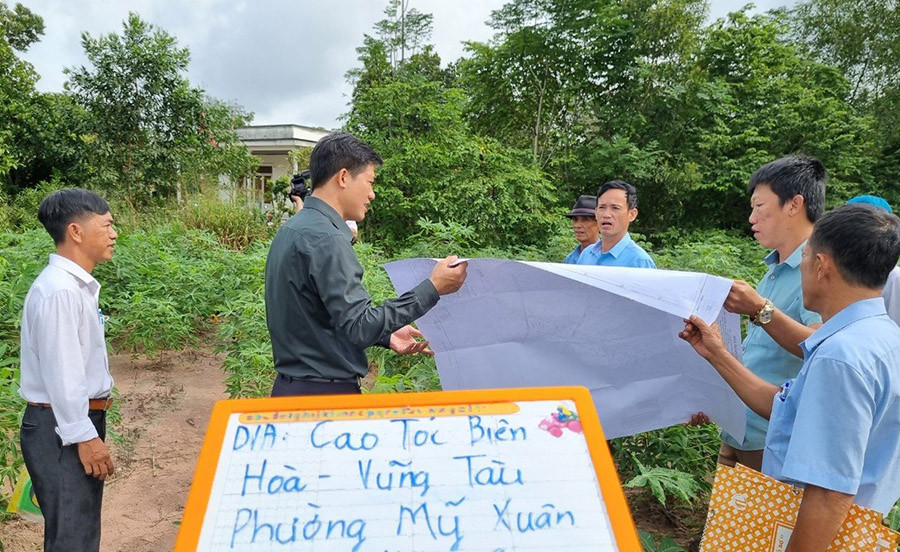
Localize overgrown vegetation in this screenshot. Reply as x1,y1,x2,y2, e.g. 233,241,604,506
2,0,900,549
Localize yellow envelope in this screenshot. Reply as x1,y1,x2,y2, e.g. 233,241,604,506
700,463,898,552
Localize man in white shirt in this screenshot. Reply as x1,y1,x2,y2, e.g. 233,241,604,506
19,189,117,551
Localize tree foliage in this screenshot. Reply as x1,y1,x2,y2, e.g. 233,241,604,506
346,31,558,251
791,0,900,209
0,2,45,189
458,0,884,232
64,13,254,203
375,0,434,69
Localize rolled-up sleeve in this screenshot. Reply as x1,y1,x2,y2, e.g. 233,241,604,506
32,291,98,445
310,235,439,349
779,358,873,495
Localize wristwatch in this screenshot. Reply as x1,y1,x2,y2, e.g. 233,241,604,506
750,299,775,326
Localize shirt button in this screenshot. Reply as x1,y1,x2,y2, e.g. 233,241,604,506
770,275,776,280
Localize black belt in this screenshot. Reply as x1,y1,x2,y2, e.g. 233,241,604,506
280,374,360,384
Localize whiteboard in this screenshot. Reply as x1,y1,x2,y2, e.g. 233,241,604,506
176,387,640,551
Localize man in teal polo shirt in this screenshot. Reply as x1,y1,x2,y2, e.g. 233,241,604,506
717,156,826,471
680,203,900,549
581,180,655,268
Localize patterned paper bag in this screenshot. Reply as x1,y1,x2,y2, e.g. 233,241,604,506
700,463,898,552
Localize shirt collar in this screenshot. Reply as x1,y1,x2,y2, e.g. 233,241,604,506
48,253,99,291
800,297,887,357
764,240,807,269
304,196,354,241
596,232,633,258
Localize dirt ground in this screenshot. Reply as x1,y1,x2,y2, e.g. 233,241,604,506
0,347,228,552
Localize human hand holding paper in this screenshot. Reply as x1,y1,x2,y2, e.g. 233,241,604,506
724,280,766,315
429,255,468,294
680,315,728,361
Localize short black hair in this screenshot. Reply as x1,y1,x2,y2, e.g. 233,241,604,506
309,132,383,189
748,155,826,222
809,203,900,289
597,180,638,209
37,189,111,245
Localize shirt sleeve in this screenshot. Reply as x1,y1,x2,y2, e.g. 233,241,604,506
779,357,873,495
309,235,440,349
31,290,98,446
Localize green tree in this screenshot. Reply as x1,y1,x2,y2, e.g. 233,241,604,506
346,18,558,250
457,1,881,232
457,0,709,216
791,0,900,208
678,8,877,227
64,13,254,204
792,0,899,103
0,1,44,189
374,0,434,70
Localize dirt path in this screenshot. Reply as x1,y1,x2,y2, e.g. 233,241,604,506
1,347,228,552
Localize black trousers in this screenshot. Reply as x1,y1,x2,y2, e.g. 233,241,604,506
271,373,362,396
20,405,106,552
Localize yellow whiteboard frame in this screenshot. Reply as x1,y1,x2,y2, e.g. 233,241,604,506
175,386,640,551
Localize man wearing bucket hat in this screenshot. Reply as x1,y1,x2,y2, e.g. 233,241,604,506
563,195,600,264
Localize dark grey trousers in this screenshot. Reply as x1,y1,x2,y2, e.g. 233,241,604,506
20,405,106,552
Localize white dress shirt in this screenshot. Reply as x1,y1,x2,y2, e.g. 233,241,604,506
19,254,113,445
884,266,900,326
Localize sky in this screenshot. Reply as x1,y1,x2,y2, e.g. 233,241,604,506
18,0,794,130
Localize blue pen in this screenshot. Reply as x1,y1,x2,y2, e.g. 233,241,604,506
778,380,791,401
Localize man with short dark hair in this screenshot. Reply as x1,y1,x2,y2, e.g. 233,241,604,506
715,155,825,471
681,203,900,550
20,188,118,551
581,180,655,268
562,195,600,264
265,132,468,396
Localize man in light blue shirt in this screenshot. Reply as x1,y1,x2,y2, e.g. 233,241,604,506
562,195,600,264
681,203,900,549
716,156,825,471
581,180,655,268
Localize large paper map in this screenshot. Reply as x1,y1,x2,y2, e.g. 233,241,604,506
385,259,746,441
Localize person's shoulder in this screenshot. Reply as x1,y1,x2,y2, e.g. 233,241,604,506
30,263,80,295
815,315,900,374
278,209,345,244
624,240,655,265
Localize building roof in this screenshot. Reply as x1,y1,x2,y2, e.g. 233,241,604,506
236,124,330,152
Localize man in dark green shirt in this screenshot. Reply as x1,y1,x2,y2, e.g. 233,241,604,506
265,132,468,396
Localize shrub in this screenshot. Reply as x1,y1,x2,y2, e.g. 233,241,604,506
178,194,272,249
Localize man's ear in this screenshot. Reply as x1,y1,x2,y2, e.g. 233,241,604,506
335,168,350,189
628,208,638,222
788,194,805,217
66,221,84,245
815,251,833,281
